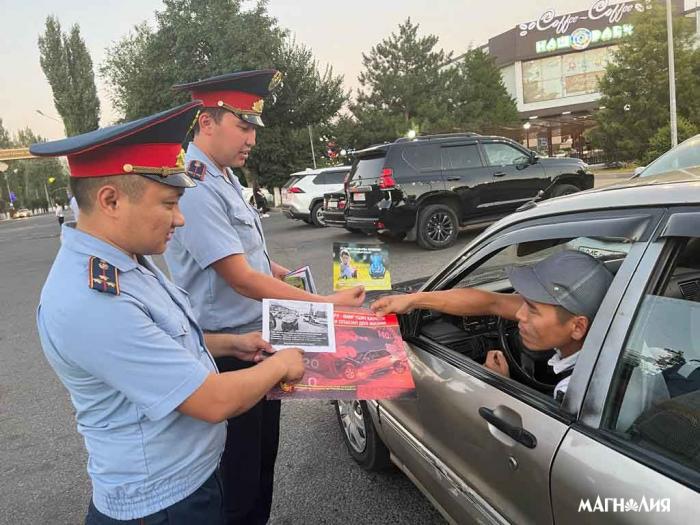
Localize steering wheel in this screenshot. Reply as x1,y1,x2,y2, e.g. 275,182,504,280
497,316,556,393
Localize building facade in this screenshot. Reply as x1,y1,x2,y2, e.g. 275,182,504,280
478,0,695,159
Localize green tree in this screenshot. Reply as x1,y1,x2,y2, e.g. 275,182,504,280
7,128,68,210
353,18,452,142
38,16,101,136
447,48,519,132
643,117,698,164
101,0,345,186
590,5,700,161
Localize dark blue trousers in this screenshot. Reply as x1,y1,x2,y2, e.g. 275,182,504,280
85,470,223,524
216,355,281,525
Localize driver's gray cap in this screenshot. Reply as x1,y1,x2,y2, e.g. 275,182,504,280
507,249,614,320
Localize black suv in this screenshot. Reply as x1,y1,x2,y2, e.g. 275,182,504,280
345,133,594,249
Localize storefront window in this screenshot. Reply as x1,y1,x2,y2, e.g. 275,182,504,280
522,46,617,104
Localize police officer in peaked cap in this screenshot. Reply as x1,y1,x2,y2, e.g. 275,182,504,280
32,101,304,524
164,70,365,524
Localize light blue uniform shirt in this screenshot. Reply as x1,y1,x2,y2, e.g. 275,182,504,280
37,225,226,520
164,142,272,331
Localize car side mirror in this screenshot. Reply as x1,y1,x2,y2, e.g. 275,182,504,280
529,151,539,164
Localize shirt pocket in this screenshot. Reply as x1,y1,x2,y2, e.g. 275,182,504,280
229,210,262,253
155,308,190,340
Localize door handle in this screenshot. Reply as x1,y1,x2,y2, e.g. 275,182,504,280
446,176,461,181
478,407,537,449
493,171,507,177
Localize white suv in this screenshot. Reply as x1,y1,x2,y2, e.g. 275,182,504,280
281,166,350,226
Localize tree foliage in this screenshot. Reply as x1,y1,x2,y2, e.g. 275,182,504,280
38,16,101,136
336,20,518,152
590,5,700,161
101,0,345,187
0,120,68,213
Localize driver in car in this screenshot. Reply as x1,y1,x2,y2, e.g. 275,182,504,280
371,250,613,400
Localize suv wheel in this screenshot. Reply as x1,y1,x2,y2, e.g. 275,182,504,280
550,183,579,197
335,400,391,471
417,204,459,250
310,202,326,227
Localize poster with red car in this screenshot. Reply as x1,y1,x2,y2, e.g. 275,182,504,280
268,307,416,400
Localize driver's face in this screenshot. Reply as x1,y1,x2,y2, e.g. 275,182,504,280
515,299,577,351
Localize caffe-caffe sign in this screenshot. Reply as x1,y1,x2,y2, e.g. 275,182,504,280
520,0,650,37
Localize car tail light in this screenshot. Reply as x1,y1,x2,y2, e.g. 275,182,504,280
376,221,385,229
378,168,395,189
339,201,346,209
287,187,304,193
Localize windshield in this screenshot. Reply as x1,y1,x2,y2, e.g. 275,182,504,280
638,135,700,177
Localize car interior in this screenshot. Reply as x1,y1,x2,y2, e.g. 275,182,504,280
415,236,632,398
602,237,700,471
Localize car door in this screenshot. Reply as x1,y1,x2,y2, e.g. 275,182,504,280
376,208,662,524
439,142,493,221
479,141,547,214
551,210,700,523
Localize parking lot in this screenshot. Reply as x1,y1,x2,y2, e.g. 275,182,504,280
0,210,477,524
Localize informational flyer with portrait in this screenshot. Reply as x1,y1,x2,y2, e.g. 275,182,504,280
263,299,335,353
332,242,391,292
268,307,416,401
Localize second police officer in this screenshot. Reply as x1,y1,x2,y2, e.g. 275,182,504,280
164,70,366,524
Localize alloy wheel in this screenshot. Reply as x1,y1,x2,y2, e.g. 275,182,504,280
337,400,367,453
426,212,454,244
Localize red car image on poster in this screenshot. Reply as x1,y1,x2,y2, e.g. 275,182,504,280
268,308,416,400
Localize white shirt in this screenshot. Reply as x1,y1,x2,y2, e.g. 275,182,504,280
55,206,64,218
548,349,579,400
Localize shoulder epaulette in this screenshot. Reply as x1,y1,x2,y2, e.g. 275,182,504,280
186,160,206,181
88,256,120,295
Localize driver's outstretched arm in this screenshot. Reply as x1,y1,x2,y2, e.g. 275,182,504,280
372,288,523,320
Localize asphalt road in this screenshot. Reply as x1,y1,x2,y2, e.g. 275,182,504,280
0,211,470,525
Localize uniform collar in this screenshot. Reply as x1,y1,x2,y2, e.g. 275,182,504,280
186,141,242,189
186,142,226,179
62,224,139,272
548,348,579,375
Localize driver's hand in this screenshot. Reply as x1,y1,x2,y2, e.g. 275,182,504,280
485,350,510,377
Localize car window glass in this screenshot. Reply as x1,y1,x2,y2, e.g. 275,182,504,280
639,135,700,177
312,173,327,185
483,143,529,166
350,156,385,181
325,171,348,184
403,145,440,171
600,237,700,472
441,145,483,170
283,175,303,189
418,232,631,400
457,236,631,289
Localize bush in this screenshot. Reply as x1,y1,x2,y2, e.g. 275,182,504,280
643,117,699,165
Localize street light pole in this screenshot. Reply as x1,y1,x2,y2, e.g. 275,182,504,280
666,0,678,147
307,125,317,169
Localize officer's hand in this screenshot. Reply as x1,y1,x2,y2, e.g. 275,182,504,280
328,286,366,307
232,332,273,362
484,350,510,377
273,347,305,382
371,294,415,317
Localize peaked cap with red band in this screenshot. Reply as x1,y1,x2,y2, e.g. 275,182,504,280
172,69,282,127
29,101,203,188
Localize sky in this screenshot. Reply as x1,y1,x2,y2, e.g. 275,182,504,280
0,0,695,140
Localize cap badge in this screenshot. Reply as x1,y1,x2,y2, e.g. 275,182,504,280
252,99,264,114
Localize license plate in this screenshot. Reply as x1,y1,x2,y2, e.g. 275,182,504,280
328,201,338,208
352,193,366,202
